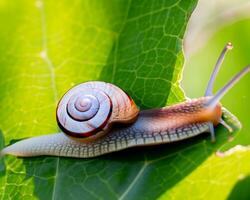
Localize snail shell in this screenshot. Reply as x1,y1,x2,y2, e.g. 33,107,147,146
56,81,139,141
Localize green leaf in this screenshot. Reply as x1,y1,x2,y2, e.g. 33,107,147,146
5,0,250,199
0,0,197,199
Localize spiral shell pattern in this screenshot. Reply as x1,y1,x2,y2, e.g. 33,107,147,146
57,81,139,140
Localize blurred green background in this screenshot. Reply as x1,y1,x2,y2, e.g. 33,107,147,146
182,7,250,150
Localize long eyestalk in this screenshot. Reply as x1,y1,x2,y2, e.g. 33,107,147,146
207,65,250,108
205,42,233,96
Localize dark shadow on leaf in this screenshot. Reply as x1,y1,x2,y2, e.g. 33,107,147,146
227,176,250,200
9,137,29,145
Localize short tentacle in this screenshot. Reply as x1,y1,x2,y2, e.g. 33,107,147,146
220,119,233,133
208,122,216,142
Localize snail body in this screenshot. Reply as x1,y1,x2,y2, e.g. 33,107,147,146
0,98,239,158
1,43,249,158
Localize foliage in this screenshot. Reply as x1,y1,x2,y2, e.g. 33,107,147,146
0,1,249,200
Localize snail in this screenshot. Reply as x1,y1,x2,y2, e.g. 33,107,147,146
1,43,250,158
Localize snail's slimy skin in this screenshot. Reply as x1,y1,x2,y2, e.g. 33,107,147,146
0,105,240,158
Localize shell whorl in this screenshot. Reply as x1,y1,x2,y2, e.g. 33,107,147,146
56,81,139,140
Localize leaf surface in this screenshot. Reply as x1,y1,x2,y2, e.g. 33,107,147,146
5,1,250,200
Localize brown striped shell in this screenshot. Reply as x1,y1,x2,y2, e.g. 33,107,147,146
56,81,139,141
